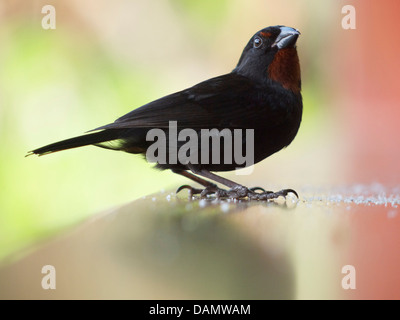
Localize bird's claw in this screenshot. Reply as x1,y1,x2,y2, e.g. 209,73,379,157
177,184,220,197
249,186,266,193
176,185,204,197
177,185,298,201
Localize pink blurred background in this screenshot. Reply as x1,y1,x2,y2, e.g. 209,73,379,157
338,0,400,299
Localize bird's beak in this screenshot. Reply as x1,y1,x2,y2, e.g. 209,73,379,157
272,27,300,49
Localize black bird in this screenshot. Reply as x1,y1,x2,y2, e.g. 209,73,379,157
27,25,302,200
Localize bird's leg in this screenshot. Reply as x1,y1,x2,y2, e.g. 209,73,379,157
186,167,298,200
174,170,222,197
186,168,250,198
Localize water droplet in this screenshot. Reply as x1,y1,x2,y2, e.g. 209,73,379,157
220,202,230,213
199,199,207,208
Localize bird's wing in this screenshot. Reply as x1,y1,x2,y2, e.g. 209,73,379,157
91,73,286,131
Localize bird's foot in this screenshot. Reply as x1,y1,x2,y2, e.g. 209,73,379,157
176,184,221,198
246,188,298,200
215,186,298,200
177,184,298,200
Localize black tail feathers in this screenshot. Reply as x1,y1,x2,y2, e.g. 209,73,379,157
26,130,121,157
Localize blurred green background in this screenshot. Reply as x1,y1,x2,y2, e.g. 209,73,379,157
0,0,340,261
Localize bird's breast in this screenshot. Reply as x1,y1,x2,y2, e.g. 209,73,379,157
267,48,301,94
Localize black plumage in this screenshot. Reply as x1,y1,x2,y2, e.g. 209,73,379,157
28,25,303,200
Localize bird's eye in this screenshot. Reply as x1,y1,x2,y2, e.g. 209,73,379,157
253,36,263,48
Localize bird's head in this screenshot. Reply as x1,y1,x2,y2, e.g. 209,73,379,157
234,25,301,93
